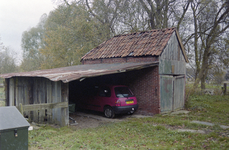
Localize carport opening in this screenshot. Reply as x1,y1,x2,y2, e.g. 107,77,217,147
68,66,157,118
69,72,129,114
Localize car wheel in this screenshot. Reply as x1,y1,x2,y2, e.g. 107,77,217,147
104,106,115,118
127,111,134,115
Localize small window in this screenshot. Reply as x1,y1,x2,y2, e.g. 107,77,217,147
99,86,111,97
115,87,134,98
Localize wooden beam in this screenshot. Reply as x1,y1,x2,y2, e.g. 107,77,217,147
175,29,189,63
17,102,68,112
223,83,227,95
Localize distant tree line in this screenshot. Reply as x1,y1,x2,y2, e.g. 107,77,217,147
0,37,18,74
0,0,228,90
21,0,193,71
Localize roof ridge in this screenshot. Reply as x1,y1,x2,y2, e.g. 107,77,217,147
114,27,176,38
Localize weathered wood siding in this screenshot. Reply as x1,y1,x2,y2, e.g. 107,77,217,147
160,75,185,113
159,32,186,113
160,75,173,112
6,77,69,126
159,32,186,75
173,77,185,110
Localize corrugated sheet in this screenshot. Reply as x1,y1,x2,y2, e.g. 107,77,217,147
0,62,158,83
81,28,176,61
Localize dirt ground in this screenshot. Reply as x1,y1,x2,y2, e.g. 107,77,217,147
69,110,149,129
69,114,104,129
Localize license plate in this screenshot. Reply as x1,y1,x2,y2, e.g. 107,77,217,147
126,101,133,104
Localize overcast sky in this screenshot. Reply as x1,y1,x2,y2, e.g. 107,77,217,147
0,0,56,62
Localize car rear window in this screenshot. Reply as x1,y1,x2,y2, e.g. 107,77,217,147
115,87,134,98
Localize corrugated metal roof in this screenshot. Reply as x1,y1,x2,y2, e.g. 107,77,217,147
0,62,158,83
81,28,188,61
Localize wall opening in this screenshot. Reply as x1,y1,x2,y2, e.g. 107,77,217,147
68,66,159,116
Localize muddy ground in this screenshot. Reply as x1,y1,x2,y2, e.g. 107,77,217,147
69,110,149,129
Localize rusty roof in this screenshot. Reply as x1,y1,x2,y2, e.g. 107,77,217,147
81,28,188,62
0,62,158,83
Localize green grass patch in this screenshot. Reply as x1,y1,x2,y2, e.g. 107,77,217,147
188,95,229,125
0,87,5,107
29,118,229,150
0,101,5,107
28,90,229,149
0,87,5,99
185,83,225,97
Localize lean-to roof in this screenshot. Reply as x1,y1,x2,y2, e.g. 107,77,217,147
0,62,158,83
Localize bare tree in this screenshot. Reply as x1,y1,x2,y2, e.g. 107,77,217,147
138,0,191,30
84,0,127,37
188,0,229,89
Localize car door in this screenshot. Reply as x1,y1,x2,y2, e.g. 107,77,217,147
93,86,112,112
83,86,98,110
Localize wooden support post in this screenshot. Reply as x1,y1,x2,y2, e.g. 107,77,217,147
223,83,227,95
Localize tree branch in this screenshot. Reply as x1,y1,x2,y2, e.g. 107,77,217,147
85,0,104,24
139,0,151,15
63,0,70,6
177,0,190,31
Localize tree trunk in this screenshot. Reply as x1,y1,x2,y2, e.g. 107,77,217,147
201,68,208,89
193,45,210,89
191,3,200,81
201,75,206,89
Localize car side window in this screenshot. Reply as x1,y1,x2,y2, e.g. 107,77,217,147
99,86,111,97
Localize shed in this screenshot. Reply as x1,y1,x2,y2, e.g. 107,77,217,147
81,27,188,114
0,27,188,126
0,62,157,126
0,106,30,150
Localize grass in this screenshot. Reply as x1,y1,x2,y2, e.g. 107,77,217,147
29,122,227,150
0,81,227,149
0,87,5,107
188,95,229,125
29,94,229,150
0,101,5,107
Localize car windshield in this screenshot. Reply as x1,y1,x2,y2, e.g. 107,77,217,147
115,87,134,98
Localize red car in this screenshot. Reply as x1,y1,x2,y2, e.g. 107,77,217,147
82,85,138,118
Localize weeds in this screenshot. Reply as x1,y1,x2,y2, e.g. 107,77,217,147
29,100,229,150
28,84,229,149
29,119,229,149
187,95,229,125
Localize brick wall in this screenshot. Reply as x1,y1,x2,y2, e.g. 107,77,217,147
81,56,160,115
125,67,160,115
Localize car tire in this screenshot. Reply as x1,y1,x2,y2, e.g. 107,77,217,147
104,106,115,118
127,111,134,115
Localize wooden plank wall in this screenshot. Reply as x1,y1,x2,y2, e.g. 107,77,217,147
7,77,69,126
159,32,186,113
159,32,186,75
173,77,185,110
160,75,173,113
160,75,185,113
